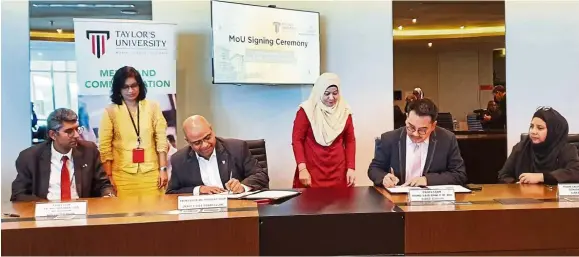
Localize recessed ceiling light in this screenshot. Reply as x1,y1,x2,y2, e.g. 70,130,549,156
37,52,43,56
412,18,417,24
428,42,433,48
120,9,138,15
56,28,63,34
398,26,403,30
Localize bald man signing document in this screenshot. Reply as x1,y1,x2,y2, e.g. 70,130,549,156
166,115,269,195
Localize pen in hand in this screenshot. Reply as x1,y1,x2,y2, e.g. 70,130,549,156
3,213,20,218
227,170,233,194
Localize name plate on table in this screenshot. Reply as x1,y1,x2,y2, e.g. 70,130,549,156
34,201,87,217
558,184,579,197
178,195,228,210
408,189,455,203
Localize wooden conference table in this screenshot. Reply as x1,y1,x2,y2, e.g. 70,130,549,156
3,184,579,256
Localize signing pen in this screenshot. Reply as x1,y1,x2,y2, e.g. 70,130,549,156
3,213,20,218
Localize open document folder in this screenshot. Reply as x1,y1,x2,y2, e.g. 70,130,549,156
386,185,472,194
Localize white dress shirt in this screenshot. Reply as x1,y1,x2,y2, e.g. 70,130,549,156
405,136,429,182
47,144,79,201
193,149,250,196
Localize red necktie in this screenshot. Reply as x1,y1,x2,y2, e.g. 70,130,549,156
61,156,71,200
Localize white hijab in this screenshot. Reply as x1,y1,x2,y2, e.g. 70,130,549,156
300,73,352,146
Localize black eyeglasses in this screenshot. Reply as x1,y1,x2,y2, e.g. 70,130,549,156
122,84,139,91
406,122,428,136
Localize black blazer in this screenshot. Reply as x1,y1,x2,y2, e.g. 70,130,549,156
11,141,113,202
368,127,467,186
166,137,269,194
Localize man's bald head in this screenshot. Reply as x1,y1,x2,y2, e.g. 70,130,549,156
183,115,216,159
183,115,211,133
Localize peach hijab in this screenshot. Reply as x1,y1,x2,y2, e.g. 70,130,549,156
299,73,352,146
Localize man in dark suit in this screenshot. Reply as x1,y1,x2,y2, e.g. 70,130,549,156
369,99,467,187
483,85,507,130
166,115,269,195
11,108,114,202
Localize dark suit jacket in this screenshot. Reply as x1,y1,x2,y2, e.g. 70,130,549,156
166,137,269,194
368,127,467,186
11,141,114,202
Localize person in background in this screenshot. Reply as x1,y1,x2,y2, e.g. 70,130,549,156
412,87,424,100
167,134,177,149
483,85,507,129
166,115,269,195
78,101,97,142
166,134,178,180
393,105,406,129
292,73,356,188
404,94,417,114
405,87,424,114
369,98,467,187
31,102,38,129
31,102,39,141
99,66,169,197
11,108,114,202
498,107,579,184
481,100,502,130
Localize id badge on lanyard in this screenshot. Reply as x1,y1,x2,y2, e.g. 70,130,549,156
126,101,144,164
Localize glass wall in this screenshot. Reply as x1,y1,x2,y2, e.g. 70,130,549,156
30,41,77,126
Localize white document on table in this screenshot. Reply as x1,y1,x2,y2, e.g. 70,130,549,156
217,191,258,199
386,186,423,194
426,185,472,193
386,185,471,194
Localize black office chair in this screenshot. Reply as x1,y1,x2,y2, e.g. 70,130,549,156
520,133,579,152
244,139,268,171
437,112,454,131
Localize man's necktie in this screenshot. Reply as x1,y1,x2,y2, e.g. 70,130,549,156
61,156,71,200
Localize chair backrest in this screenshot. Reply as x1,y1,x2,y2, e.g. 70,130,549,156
437,112,454,131
520,133,579,152
466,114,483,131
244,139,268,171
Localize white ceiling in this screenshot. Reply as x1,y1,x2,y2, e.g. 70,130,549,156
29,0,152,31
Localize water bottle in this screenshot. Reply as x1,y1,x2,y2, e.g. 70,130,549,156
453,119,459,131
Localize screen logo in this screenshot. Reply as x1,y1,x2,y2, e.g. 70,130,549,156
273,22,281,33
85,30,110,59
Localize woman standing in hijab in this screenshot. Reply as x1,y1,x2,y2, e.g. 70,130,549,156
292,73,356,188
498,107,579,184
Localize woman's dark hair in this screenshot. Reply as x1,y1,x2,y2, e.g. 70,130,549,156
110,66,147,105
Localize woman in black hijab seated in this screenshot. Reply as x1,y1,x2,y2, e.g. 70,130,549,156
498,107,579,184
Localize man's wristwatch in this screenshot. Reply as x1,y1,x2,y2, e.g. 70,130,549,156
160,166,168,172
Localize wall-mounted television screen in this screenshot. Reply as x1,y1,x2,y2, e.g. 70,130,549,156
211,0,321,85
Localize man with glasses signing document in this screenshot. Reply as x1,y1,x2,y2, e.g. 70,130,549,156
11,108,114,202
368,99,467,188
166,115,269,195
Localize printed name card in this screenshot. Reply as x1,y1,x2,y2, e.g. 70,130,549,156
408,189,455,202
558,184,579,197
34,201,88,217
178,195,228,210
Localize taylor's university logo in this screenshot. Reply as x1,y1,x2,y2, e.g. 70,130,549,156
273,22,281,33
86,30,110,59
